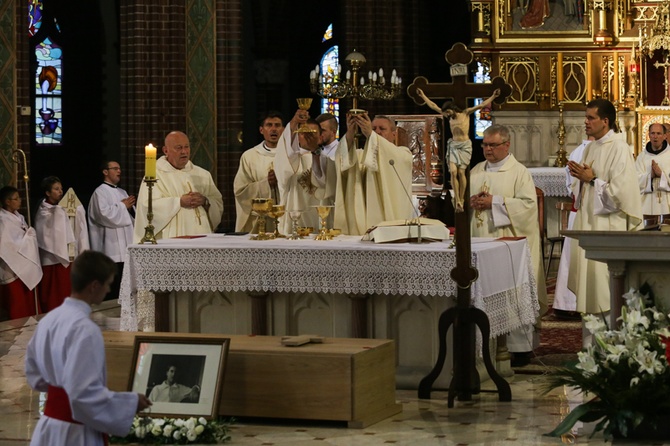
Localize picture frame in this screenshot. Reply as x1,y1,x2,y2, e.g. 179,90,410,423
128,335,230,419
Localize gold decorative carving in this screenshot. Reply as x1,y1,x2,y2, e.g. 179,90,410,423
472,2,492,36
500,56,540,104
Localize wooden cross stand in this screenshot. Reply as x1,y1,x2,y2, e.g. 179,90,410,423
407,43,513,407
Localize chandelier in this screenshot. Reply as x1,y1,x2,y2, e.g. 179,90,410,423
309,49,402,110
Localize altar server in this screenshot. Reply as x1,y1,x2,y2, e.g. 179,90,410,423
26,250,151,445
0,186,41,319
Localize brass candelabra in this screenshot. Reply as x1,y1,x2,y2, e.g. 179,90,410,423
139,178,158,244
309,49,402,111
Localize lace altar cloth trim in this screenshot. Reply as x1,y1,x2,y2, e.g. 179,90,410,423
529,167,571,197
120,235,539,336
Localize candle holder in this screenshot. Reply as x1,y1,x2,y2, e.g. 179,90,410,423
139,178,158,244
553,101,568,168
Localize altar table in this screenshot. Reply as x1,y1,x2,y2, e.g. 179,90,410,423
119,234,539,387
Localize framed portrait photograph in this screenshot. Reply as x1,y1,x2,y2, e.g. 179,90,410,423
128,336,230,419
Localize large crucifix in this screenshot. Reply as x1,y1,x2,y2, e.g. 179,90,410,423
407,43,513,407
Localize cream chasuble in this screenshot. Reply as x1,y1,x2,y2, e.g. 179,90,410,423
469,154,548,317
635,147,670,216
568,131,642,314
274,122,334,235
333,132,414,235
233,143,276,232
133,157,223,243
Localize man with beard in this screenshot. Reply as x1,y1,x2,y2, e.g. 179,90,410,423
233,111,285,232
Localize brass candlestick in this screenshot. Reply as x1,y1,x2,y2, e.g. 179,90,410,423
554,101,568,167
139,178,158,244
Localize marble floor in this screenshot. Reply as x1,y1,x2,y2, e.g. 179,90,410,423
0,302,660,445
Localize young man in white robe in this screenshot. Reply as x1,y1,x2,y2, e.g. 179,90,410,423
469,124,547,364
635,122,670,223
567,99,642,322
25,250,151,445
233,112,284,232
133,131,223,242
0,186,42,319
274,112,334,235
34,176,89,312
88,161,135,300
333,112,414,235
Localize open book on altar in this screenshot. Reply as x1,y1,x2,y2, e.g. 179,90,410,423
362,218,450,243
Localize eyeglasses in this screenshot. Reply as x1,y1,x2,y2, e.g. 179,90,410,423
481,141,508,149
106,167,121,171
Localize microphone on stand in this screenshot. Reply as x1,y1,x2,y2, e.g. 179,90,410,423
389,159,421,243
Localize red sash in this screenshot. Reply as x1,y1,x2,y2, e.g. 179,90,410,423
45,385,108,445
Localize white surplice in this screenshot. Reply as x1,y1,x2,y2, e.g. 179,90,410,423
568,130,642,314
25,298,139,445
133,157,223,242
635,144,670,216
34,201,89,267
333,132,414,235
88,183,134,263
0,209,42,289
233,142,276,232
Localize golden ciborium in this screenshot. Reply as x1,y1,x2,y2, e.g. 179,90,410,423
267,204,286,238
294,98,318,133
251,198,274,240
313,205,334,240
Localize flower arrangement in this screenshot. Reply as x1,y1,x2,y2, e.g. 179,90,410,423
545,285,670,440
110,416,233,444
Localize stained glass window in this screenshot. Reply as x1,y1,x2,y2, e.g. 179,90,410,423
29,0,63,145
474,62,491,139
320,44,339,133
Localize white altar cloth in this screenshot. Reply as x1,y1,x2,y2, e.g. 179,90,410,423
529,167,570,197
119,234,539,341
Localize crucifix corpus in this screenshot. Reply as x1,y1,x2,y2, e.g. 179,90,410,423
407,42,513,407
653,55,670,106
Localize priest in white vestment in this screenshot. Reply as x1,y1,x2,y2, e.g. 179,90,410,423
233,112,284,232
635,123,670,221
274,112,334,235
134,131,223,242
26,251,151,445
0,186,42,318
333,112,414,235
469,124,547,356
35,176,89,312
567,99,642,315
88,161,135,300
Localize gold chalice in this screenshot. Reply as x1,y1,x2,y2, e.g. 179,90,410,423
287,209,304,240
294,98,317,133
313,205,334,240
267,204,286,238
251,198,274,240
